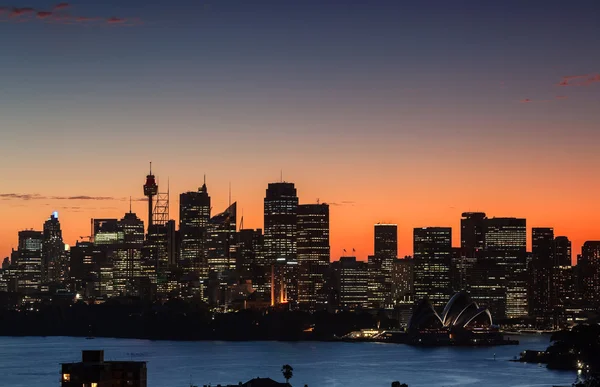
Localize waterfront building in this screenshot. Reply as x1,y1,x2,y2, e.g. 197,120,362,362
297,203,330,310
61,350,147,387
413,227,452,308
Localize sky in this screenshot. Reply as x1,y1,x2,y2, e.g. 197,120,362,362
1,0,599,263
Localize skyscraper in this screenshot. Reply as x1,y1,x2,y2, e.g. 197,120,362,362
369,224,398,308
113,211,144,296
331,256,369,309
179,182,211,275
16,230,43,293
529,227,554,322
207,202,237,274
264,182,299,307
297,203,330,310
264,182,298,264
43,212,65,283
460,212,486,258
553,236,573,326
579,241,600,311
413,227,452,308
482,217,527,319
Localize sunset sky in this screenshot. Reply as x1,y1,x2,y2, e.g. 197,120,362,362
1,0,599,262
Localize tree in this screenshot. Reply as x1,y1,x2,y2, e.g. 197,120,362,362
392,382,408,387
281,364,293,384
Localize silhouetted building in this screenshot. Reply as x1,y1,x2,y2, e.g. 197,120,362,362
391,257,414,304
579,241,600,312
529,227,554,323
368,224,397,309
179,182,211,276
331,256,368,309
42,212,65,283
237,229,268,300
461,212,486,258
297,203,330,310
553,236,574,325
413,227,452,308
61,350,147,387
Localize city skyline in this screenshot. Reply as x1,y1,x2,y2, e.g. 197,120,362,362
0,169,596,263
1,1,600,262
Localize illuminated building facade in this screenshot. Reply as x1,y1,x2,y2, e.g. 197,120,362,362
112,211,144,296
179,182,211,275
331,256,369,309
297,203,330,310
482,217,527,319
553,236,573,324
207,202,237,274
413,227,452,308
264,182,298,306
16,230,43,293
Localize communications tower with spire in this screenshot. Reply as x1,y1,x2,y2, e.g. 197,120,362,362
143,162,159,232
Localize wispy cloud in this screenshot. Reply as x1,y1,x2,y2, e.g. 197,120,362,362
555,95,568,100
0,3,138,25
557,73,600,87
520,99,533,103
0,193,146,202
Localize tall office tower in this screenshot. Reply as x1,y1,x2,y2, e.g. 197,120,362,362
42,212,65,283
207,202,237,274
145,220,177,273
391,257,414,303
451,247,476,292
529,228,554,323
237,228,264,273
264,182,299,306
461,212,487,258
553,236,573,326
297,203,330,310
16,230,43,293
578,241,600,311
112,211,144,296
368,224,397,308
413,227,452,308
179,182,211,275
331,256,369,309
482,217,527,319
69,241,109,298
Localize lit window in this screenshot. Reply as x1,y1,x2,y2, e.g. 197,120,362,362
92,383,98,387
63,374,71,381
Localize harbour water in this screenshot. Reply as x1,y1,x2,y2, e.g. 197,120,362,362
0,335,575,387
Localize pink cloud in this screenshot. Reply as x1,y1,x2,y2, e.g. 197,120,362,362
520,99,532,103
10,7,34,17
54,2,69,10
557,73,600,87
37,11,52,19
106,16,126,24
555,95,568,100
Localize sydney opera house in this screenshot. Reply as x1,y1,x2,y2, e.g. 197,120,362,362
407,291,514,345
